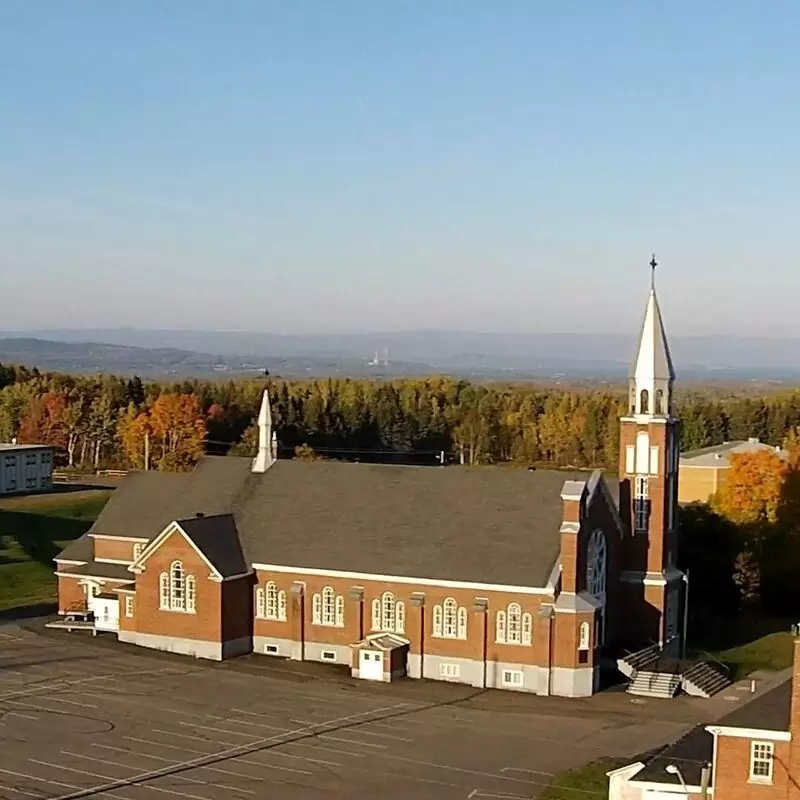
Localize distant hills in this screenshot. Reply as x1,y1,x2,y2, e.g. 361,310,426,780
2,330,800,380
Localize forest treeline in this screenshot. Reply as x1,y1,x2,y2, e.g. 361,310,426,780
3,361,800,472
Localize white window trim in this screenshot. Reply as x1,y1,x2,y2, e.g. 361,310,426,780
124,596,134,618
432,597,468,640
749,741,774,784
501,669,523,687
158,561,197,614
496,604,532,646
371,592,405,634
312,586,345,627
256,582,288,621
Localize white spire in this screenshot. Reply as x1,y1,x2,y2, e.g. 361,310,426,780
252,389,277,473
629,257,675,417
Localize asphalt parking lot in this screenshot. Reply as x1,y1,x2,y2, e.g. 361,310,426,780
0,624,704,800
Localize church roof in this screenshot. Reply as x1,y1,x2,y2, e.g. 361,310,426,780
632,287,675,383
75,457,619,588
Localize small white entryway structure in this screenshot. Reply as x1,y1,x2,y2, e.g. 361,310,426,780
90,593,119,632
351,633,410,683
359,649,384,681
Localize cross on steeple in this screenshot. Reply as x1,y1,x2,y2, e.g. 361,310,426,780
650,254,657,289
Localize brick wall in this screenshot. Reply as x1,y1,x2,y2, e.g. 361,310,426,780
678,466,721,504
57,576,86,613
714,736,790,800
92,536,145,562
253,570,551,667
134,530,222,643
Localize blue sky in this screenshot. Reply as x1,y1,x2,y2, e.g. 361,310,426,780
1,1,798,335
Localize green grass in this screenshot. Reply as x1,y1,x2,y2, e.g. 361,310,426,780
539,760,624,800
712,631,795,679
0,491,111,612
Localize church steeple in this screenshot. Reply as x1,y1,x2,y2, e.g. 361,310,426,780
252,389,278,473
629,256,675,417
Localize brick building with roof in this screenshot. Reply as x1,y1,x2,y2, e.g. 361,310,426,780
609,628,800,800
54,276,684,698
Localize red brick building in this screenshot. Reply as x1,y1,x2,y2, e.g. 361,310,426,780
609,630,800,800
55,279,683,698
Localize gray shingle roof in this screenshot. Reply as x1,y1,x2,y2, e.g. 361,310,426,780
634,678,791,789
634,725,712,787
176,514,249,579
55,535,94,563
81,457,616,587
681,440,787,467
58,561,132,580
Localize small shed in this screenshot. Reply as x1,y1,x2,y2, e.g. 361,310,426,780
351,633,409,683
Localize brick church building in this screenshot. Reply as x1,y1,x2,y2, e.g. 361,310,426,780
55,276,683,698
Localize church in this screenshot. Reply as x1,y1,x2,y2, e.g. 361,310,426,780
54,276,683,698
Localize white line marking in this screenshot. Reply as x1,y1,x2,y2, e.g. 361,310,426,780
62,752,244,795
125,735,328,772
48,703,408,800
468,791,534,799
150,728,240,746
176,721,263,739
291,719,411,743
0,782,45,798
214,716,287,732
5,711,39,721
0,766,127,799
46,697,99,709
318,734,387,749
29,759,209,800
92,744,257,793
500,767,555,776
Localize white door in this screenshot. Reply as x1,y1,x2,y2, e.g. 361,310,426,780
359,650,384,681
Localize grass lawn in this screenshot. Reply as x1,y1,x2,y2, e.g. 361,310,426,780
539,759,624,800
712,631,795,679
0,490,111,613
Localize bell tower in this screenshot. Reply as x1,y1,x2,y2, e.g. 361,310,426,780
618,257,682,651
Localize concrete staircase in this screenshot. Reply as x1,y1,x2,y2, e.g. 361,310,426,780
617,644,660,679
682,660,733,698
627,670,682,698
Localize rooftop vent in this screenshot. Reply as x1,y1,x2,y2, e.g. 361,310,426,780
195,512,205,518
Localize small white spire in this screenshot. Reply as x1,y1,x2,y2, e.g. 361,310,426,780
252,389,276,473
629,257,675,417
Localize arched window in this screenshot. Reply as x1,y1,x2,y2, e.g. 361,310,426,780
159,561,195,612
496,603,532,645
522,613,533,646
335,595,345,626
585,530,608,605
496,610,507,643
396,601,405,634
186,575,196,613
655,389,664,415
159,573,169,609
322,586,336,625
457,606,467,639
432,598,467,640
629,387,636,414
170,561,185,611
371,598,381,631
266,581,279,619
312,586,344,627
277,590,287,621
432,604,443,637
640,389,649,414
443,598,458,637
255,587,265,618
312,592,322,625
382,591,395,631
579,621,591,651
372,592,404,633
507,603,522,644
